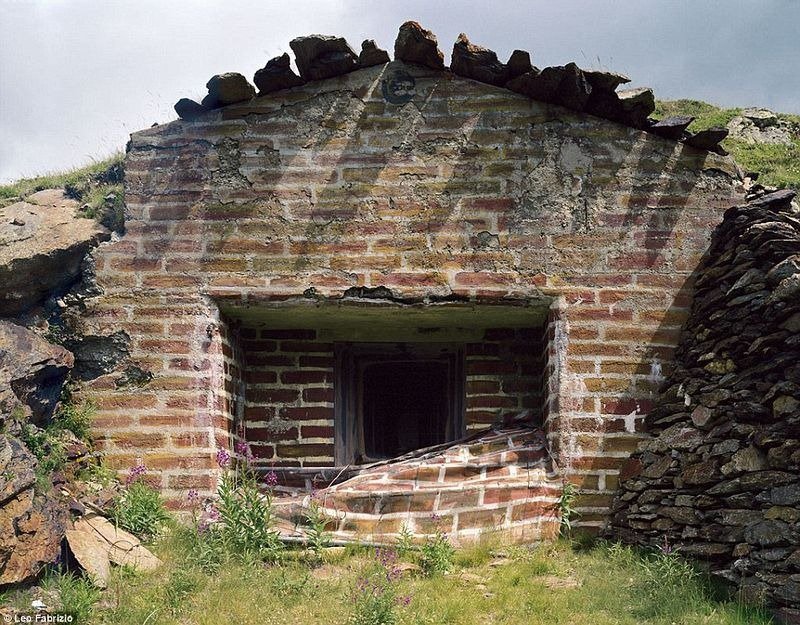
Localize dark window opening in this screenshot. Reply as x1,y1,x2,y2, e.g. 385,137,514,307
361,360,449,460
335,343,465,465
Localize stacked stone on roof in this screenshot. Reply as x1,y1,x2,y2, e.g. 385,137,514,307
202,73,255,108
289,35,359,81
253,53,305,94
358,40,390,68
394,20,445,69
172,21,729,154
450,33,509,86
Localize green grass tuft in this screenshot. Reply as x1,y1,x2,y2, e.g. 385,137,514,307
654,99,800,189
0,153,125,227
114,480,172,542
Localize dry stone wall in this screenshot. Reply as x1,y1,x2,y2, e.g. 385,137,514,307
81,25,744,525
607,189,800,619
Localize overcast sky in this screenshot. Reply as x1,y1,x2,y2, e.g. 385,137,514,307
1,0,798,183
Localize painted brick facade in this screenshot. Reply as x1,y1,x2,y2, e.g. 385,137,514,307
81,61,744,527
228,326,544,470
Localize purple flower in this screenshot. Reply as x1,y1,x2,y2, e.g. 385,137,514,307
430,513,442,522
264,470,278,488
187,489,199,504
234,440,253,461
125,463,147,485
397,595,412,607
376,547,397,568
198,505,220,533
216,449,231,468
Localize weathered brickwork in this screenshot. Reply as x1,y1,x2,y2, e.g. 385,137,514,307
81,61,744,523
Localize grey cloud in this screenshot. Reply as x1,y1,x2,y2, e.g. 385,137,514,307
1,0,798,183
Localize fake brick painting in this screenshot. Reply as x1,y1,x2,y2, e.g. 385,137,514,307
81,50,743,531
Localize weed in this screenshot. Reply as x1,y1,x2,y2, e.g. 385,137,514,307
348,548,409,625
16,397,97,491
395,522,415,559
632,543,706,618
557,482,579,538
54,399,95,441
270,567,311,598
419,526,455,577
303,497,332,562
214,462,284,563
162,566,201,616
76,460,116,488
453,538,498,568
43,570,101,623
19,423,67,492
113,464,171,542
188,448,284,566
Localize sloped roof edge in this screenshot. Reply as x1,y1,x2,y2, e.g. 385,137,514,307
172,20,729,154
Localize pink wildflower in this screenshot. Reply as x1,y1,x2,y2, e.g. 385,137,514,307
216,448,231,468
125,462,147,485
234,440,254,463
198,505,220,534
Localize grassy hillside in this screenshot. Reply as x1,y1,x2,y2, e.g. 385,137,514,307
654,99,800,189
0,153,125,220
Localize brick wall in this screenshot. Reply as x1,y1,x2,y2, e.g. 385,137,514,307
465,327,544,430
80,61,744,524
241,329,335,467
236,325,543,471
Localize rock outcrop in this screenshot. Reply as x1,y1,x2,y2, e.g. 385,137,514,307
0,438,68,586
0,190,110,316
607,189,800,619
728,109,797,146
0,321,73,424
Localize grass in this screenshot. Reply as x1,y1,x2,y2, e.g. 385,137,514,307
654,99,800,189
17,398,97,492
3,530,770,625
0,152,125,226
